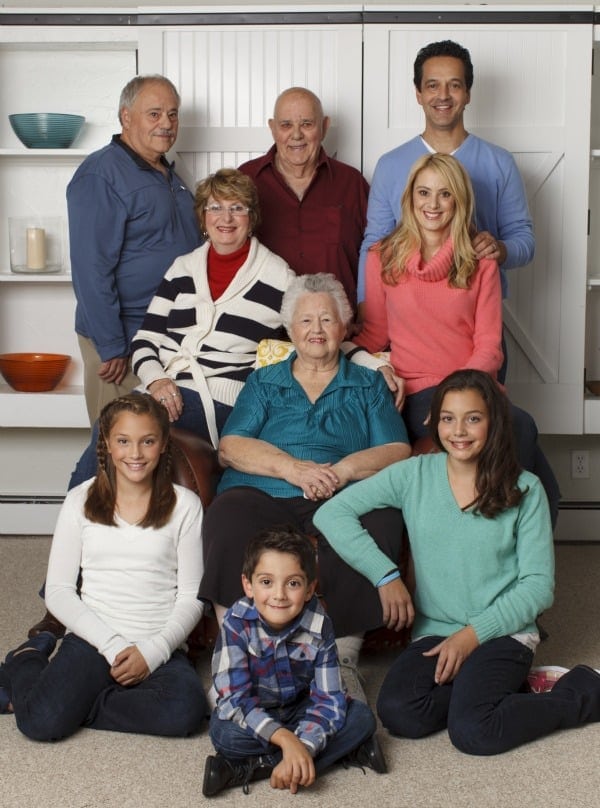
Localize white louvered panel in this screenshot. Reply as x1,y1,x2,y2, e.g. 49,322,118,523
138,25,363,181
365,25,571,175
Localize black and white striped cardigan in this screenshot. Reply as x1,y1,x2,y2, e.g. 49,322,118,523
132,237,380,446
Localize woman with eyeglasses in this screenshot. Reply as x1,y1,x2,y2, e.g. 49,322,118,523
66,169,294,491
68,167,399,486
130,168,296,448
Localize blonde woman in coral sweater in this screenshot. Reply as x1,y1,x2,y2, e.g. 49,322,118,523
356,152,559,524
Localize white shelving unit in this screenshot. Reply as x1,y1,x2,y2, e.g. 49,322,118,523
0,148,90,158
585,32,600,430
0,386,88,428
0,272,71,283
0,26,138,531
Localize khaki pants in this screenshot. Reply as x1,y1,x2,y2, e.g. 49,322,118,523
77,335,140,425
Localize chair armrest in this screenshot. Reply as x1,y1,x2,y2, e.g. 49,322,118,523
169,427,221,509
411,436,437,457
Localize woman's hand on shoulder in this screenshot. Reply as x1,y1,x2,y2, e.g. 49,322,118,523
377,365,405,411
378,577,415,632
472,230,506,265
110,645,150,686
422,626,479,685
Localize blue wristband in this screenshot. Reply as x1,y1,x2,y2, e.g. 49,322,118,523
376,569,401,587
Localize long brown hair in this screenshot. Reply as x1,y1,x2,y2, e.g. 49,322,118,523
377,153,477,288
429,369,526,518
84,393,176,528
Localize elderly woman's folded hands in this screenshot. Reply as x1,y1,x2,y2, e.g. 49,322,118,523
287,459,340,501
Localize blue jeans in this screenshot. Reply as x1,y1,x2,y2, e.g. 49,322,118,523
68,387,233,490
5,633,207,741
377,635,597,755
209,696,376,772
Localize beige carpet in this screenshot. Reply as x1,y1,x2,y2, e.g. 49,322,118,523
1,536,599,808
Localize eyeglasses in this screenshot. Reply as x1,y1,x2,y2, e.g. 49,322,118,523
204,204,250,217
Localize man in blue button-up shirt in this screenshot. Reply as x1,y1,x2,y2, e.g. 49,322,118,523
67,75,201,423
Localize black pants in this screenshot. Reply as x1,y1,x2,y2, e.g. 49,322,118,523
199,486,405,637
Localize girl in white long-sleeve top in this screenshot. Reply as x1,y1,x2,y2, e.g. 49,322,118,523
0,393,206,740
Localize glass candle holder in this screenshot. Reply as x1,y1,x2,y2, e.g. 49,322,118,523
8,217,64,274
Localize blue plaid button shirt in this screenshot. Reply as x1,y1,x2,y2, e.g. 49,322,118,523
212,595,347,754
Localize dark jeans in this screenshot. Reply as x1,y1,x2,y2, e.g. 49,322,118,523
377,635,597,756
210,696,376,771
5,633,207,741
402,386,560,527
68,387,233,490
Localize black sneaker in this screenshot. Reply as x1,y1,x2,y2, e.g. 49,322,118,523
202,754,273,797
344,734,388,774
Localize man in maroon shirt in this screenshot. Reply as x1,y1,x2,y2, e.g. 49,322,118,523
239,87,369,307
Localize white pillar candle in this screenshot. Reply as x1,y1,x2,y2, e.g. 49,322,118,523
26,227,46,270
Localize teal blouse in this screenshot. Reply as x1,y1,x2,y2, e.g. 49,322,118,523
218,351,409,498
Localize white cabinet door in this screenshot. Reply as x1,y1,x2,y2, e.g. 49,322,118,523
363,24,593,433
137,25,363,188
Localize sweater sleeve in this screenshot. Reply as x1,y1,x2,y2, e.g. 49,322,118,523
459,259,503,375
495,155,535,272
314,462,406,585
131,260,188,387
468,477,555,643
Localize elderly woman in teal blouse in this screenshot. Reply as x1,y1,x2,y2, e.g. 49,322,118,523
199,272,411,697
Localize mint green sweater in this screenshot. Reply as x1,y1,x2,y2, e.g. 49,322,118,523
313,453,554,644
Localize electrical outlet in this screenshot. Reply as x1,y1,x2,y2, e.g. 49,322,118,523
571,450,590,479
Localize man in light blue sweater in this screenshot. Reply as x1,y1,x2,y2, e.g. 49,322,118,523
357,40,534,305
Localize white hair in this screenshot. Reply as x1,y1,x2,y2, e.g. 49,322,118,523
280,273,353,331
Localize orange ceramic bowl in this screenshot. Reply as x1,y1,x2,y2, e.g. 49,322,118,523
0,352,70,392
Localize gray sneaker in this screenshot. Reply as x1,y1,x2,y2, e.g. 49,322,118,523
340,658,367,703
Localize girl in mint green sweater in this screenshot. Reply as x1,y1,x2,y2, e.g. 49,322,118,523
314,369,600,755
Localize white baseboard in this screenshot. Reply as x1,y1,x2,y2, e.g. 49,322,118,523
0,500,61,535
1,499,599,541
554,503,600,542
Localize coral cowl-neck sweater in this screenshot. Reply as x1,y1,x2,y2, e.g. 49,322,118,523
357,238,503,395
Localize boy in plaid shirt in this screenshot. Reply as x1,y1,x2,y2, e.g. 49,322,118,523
202,525,386,797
